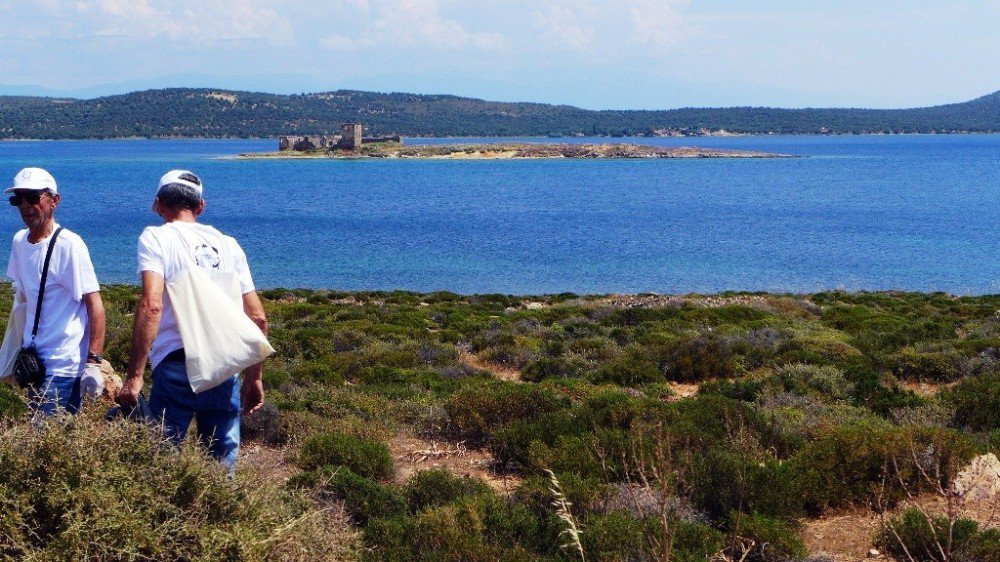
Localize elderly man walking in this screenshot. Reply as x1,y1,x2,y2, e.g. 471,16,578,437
4,167,106,415
118,170,268,469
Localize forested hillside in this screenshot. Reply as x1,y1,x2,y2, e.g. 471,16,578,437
1,88,998,139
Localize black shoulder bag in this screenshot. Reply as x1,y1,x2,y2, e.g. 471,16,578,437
13,227,63,389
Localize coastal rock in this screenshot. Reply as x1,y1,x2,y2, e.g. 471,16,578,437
952,453,1000,501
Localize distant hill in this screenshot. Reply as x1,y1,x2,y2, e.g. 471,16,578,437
1,88,998,139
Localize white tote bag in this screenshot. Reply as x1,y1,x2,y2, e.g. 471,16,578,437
0,290,27,381
165,265,274,393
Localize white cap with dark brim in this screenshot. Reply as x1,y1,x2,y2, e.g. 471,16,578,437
157,170,203,196
5,167,58,194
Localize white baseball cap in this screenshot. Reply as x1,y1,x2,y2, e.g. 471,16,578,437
157,170,203,196
5,167,58,194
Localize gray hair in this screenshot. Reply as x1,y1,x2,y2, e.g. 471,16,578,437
156,183,202,212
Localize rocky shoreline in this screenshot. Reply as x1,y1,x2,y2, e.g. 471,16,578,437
236,142,789,160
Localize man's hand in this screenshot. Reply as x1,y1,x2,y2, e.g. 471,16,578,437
241,376,264,415
117,376,143,407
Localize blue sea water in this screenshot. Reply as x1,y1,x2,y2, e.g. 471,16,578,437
0,135,998,295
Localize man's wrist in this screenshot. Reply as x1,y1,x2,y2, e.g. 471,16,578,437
87,351,104,364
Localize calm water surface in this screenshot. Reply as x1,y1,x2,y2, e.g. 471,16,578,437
0,135,998,294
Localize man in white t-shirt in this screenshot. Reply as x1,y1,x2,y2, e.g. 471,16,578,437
118,170,267,469
4,167,106,415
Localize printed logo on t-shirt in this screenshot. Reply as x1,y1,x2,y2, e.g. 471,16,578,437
193,243,221,269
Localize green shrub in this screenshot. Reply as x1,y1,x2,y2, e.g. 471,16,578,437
331,468,407,524
567,336,620,361
891,347,962,382
590,349,662,386
655,335,736,383
672,520,727,562
878,508,987,562
792,425,977,513
0,412,356,561
522,355,589,382
690,449,804,521
444,382,571,444
670,395,772,448
944,372,1000,430
408,502,492,561
776,363,854,401
406,469,491,512
488,411,583,468
579,390,671,430
728,512,806,562
513,472,610,519
0,383,27,420
698,377,774,402
526,432,616,479
298,431,395,481
580,510,646,561
290,360,346,385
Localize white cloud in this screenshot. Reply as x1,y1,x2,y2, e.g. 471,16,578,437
532,5,596,51
320,0,506,52
320,34,360,51
27,0,295,45
627,0,691,50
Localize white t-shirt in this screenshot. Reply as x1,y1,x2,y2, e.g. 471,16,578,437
137,222,255,369
6,224,100,378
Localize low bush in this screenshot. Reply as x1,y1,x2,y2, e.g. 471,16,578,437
655,335,737,383
943,372,1000,431
0,412,356,561
364,498,542,562
579,510,646,561
522,355,589,382
590,349,662,386
488,410,583,468
406,469,491,513
890,347,962,382
775,363,854,402
297,431,395,481
332,468,407,525
290,359,346,386
444,382,571,444
690,449,804,521
878,508,997,562
0,384,27,420
792,425,977,514
727,512,806,562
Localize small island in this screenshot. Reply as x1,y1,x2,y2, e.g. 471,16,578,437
239,142,787,160
236,122,788,160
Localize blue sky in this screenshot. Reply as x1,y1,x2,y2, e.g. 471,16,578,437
0,0,997,109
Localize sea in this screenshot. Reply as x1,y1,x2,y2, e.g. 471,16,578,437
0,135,998,295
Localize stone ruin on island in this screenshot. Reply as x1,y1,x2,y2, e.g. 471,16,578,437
279,123,402,151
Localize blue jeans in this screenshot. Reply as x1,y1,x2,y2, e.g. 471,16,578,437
149,357,241,470
30,375,82,417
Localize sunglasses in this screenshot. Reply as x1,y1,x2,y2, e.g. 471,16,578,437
8,191,49,206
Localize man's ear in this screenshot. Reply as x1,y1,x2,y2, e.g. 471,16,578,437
51,193,61,206
195,199,206,216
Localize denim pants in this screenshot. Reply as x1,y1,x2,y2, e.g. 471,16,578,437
30,375,82,416
149,357,241,470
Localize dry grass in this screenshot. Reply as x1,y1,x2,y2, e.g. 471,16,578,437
0,404,359,561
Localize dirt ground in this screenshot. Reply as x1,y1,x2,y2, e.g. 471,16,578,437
802,494,1000,561
460,350,523,382
388,431,523,495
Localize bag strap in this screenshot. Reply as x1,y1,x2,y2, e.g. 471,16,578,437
30,226,64,343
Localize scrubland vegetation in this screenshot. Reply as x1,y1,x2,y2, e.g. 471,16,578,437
4,285,1000,560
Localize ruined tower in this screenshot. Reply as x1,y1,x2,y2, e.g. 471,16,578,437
340,123,363,150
